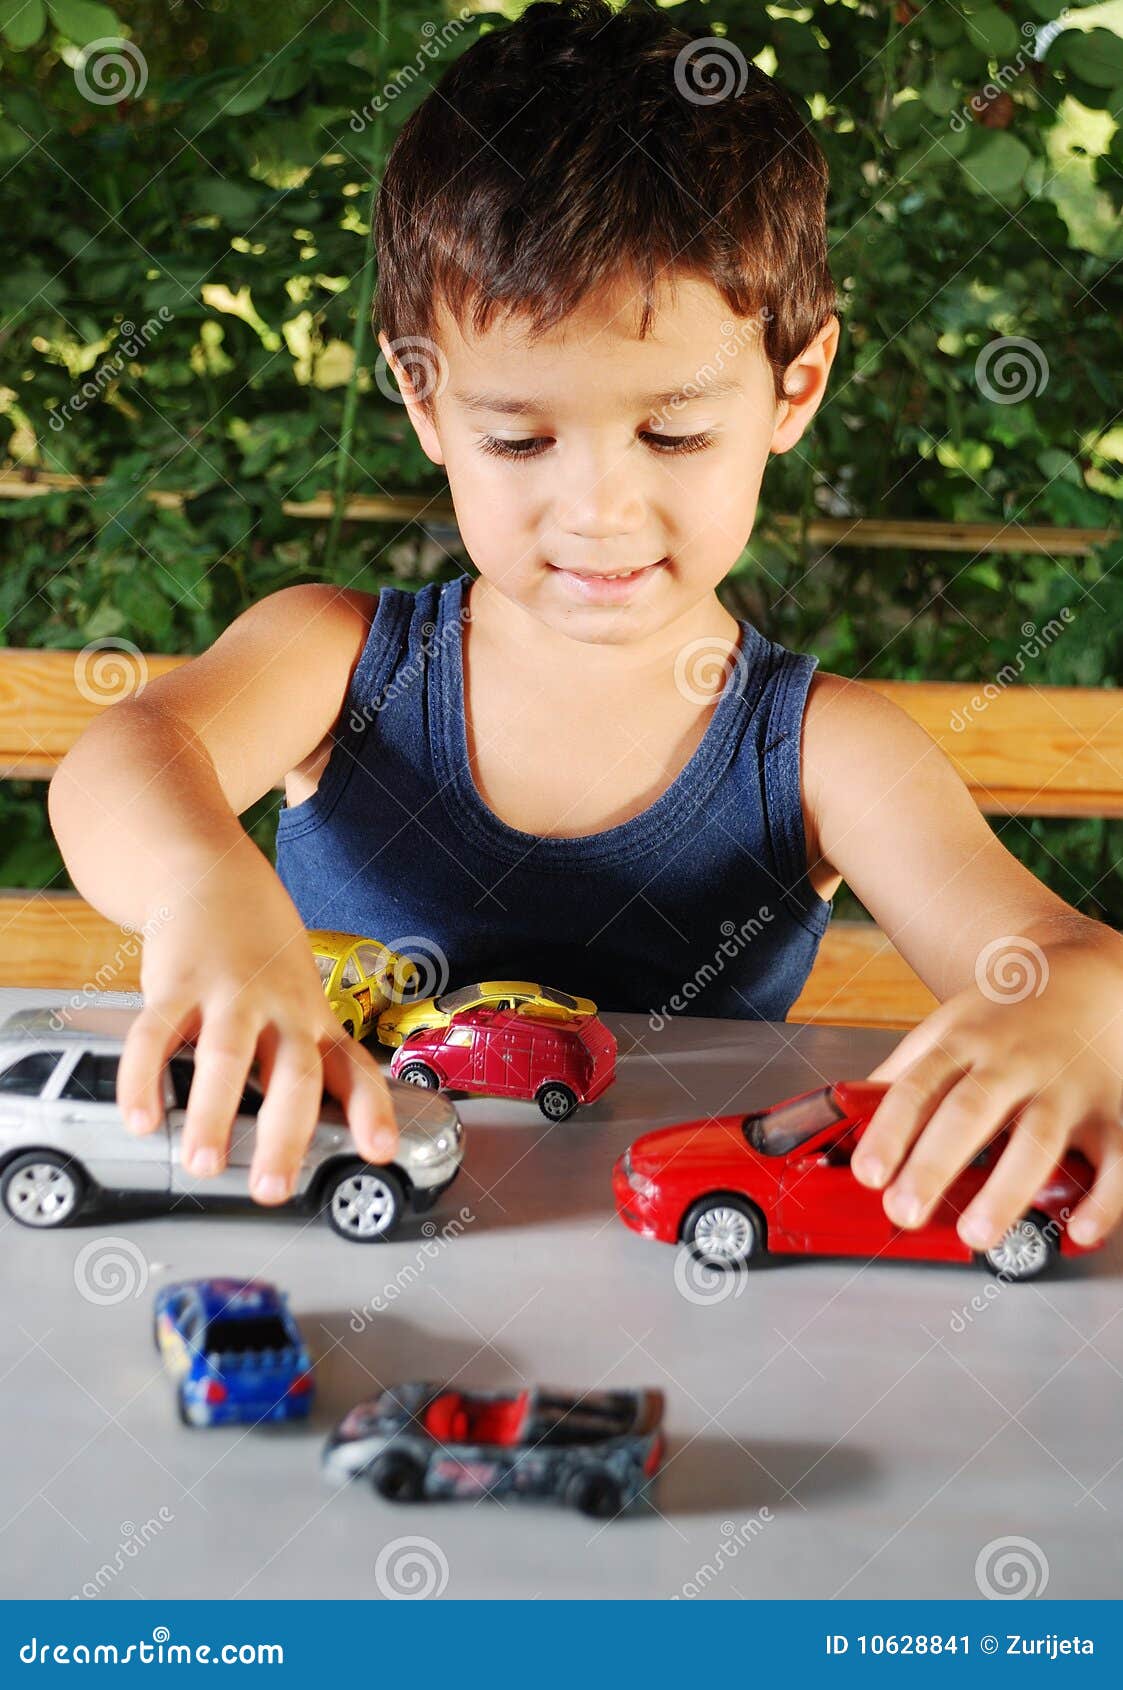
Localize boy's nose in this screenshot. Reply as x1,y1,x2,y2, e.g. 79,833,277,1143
554,449,648,542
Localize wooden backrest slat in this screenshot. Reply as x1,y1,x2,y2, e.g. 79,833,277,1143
2,649,1120,818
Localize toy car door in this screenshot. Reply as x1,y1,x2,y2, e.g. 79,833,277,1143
434,1024,475,1087
52,1047,171,1192
0,1047,64,1141
496,1023,536,1098
776,1122,899,1256
166,1056,262,1198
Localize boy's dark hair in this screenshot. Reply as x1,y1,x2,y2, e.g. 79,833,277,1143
375,0,835,403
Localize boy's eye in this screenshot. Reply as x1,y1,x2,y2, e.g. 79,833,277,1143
477,430,715,461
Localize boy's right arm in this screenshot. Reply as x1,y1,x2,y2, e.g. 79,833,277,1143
47,584,398,1206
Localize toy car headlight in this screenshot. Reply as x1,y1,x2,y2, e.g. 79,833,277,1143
622,1150,656,1198
412,1132,455,1165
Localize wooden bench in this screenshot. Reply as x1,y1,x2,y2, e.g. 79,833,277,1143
0,647,1119,1028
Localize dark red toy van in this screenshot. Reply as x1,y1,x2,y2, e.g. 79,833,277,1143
389,1006,617,1121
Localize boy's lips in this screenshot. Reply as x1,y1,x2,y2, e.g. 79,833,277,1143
546,558,668,605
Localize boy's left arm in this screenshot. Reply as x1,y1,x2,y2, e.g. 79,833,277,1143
801,674,1123,1252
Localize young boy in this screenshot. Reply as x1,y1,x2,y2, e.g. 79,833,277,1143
49,0,1123,1255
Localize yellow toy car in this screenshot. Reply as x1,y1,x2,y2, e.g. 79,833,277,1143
375,980,597,1049
308,931,420,1041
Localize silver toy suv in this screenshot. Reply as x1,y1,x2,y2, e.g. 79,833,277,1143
0,1004,463,1241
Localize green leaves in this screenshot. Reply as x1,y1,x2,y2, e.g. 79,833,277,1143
964,6,1021,62
957,130,1033,200
46,0,122,48
0,0,46,51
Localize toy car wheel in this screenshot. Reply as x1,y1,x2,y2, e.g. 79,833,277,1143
176,1386,208,1429
682,1195,762,1269
1,1151,86,1229
568,1468,624,1519
536,1082,577,1122
980,1210,1057,1281
397,1061,440,1089
369,1452,425,1502
323,1161,405,1242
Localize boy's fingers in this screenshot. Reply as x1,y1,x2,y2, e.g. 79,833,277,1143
852,1045,965,1189
181,1009,261,1177
1065,1121,1123,1247
321,1034,398,1164
880,1068,1025,1230
954,1096,1072,1251
117,999,198,1133
247,1036,325,1203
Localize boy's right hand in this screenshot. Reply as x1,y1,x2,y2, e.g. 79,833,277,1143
115,869,399,1206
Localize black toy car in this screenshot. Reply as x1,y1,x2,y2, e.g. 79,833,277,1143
322,1382,665,1518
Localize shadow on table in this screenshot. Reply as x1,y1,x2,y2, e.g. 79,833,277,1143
658,1435,878,1517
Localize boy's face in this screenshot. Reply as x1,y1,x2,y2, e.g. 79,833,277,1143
382,274,837,646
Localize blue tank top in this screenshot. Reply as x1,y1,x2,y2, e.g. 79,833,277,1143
275,573,832,1022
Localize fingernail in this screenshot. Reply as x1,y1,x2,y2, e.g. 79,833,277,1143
889,1191,922,1227
1069,1215,1099,1245
188,1147,221,1178
854,1156,884,1186
959,1212,993,1249
128,1108,150,1134
252,1173,290,1203
369,1128,396,1161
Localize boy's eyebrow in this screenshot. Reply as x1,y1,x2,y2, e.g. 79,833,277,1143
452,376,743,417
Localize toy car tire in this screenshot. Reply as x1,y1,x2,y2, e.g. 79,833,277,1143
682,1194,762,1269
1,1150,87,1229
979,1209,1058,1281
369,1452,425,1502
321,1160,406,1242
567,1469,624,1519
535,1082,578,1122
396,1061,440,1090
176,1386,208,1429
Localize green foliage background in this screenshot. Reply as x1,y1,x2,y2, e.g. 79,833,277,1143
0,0,1120,924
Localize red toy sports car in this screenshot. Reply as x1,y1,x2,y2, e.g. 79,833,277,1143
613,1081,1102,1281
389,1004,616,1121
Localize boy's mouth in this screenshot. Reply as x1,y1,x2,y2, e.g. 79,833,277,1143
546,558,668,604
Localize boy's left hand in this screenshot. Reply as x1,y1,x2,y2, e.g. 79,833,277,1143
853,939,1123,1252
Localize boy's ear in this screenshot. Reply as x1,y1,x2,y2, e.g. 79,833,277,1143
769,314,840,456
377,330,446,467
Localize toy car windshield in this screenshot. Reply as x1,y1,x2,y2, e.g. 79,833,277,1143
538,986,579,1011
742,1087,845,1156
433,983,486,1014
312,953,336,986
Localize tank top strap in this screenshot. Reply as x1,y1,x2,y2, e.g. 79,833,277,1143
761,644,822,929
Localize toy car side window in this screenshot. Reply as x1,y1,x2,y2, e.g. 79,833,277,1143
445,1027,473,1047
355,942,387,976
60,1052,120,1103
0,1050,63,1096
340,955,361,989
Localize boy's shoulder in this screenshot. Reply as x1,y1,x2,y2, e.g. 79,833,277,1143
800,667,965,872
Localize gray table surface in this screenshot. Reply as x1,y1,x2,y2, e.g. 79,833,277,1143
0,987,1119,1602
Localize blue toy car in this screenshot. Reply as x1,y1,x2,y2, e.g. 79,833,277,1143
153,1277,315,1428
